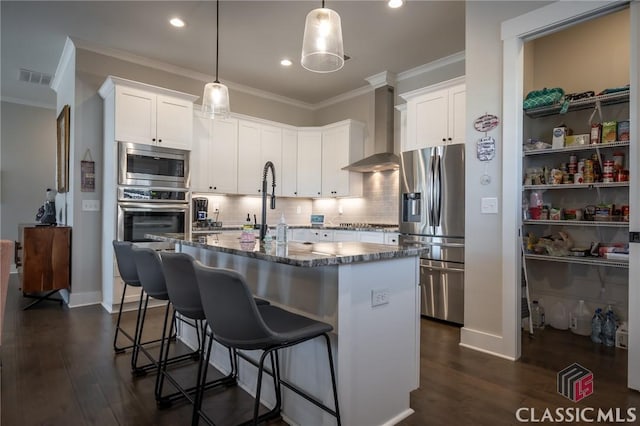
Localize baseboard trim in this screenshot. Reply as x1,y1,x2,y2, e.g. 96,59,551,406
67,291,101,308
459,327,517,361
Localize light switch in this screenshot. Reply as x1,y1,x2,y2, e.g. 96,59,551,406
481,197,498,214
82,200,100,211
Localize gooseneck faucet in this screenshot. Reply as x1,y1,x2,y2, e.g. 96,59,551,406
260,161,276,241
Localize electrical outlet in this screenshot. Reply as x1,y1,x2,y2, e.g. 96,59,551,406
338,205,343,215
296,205,301,214
371,288,390,307
82,200,100,211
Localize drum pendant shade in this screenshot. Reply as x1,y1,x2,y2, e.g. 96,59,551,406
301,7,344,73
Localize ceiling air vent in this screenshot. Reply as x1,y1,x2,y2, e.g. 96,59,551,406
18,68,52,86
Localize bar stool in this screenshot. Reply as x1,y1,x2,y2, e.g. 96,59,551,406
157,251,238,409
112,241,164,357
192,262,341,426
130,247,201,385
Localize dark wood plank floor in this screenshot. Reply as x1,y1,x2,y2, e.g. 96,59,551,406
2,275,638,426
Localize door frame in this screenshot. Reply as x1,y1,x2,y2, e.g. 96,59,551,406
500,0,639,390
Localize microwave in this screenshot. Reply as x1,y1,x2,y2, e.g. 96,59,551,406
118,142,189,188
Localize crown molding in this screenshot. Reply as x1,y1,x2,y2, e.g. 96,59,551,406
365,71,397,88
50,37,76,92
397,51,465,82
1,96,56,110
71,37,315,111
313,84,373,110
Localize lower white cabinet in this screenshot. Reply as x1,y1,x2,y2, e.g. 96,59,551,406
192,114,238,193
333,230,359,242
359,231,385,244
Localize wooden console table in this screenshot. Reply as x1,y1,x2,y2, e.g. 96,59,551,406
15,225,71,310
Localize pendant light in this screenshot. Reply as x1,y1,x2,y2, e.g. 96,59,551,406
202,0,230,118
301,0,344,73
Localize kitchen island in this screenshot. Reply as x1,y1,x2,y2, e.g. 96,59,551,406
149,232,424,426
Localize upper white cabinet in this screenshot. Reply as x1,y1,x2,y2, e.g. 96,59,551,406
296,129,323,197
100,77,197,150
192,114,238,193
400,78,465,151
237,121,283,196
281,129,298,197
321,120,364,197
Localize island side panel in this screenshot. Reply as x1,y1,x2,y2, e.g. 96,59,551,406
337,256,420,426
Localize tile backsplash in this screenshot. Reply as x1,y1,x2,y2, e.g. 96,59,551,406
194,169,399,227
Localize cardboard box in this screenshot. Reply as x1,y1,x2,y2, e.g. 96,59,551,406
552,127,572,149
564,134,589,147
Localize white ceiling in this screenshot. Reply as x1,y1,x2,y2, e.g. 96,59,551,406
1,1,465,108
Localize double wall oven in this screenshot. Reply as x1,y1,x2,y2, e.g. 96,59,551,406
117,142,190,248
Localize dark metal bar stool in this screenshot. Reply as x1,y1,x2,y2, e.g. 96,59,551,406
193,261,341,426
130,246,201,382
157,251,240,409
112,240,165,357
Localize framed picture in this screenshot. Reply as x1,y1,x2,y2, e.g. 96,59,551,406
56,105,70,193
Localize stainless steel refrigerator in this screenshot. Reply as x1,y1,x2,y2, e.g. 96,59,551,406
399,144,465,325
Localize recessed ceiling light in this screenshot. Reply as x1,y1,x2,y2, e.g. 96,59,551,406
388,0,403,8
169,17,185,28
280,59,293,67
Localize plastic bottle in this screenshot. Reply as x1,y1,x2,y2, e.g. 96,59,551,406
570,300,592,336
531,300,545,329
276,213,288,245
603,308,617,347
590,308,603,344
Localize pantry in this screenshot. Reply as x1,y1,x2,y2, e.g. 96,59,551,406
519,7,631,374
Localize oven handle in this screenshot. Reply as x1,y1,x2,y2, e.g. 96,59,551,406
118,202,189,211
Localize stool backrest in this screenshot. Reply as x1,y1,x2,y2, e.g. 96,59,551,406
159,252,204,320
112,240,140,286
131,247,168,300
193,261,272,350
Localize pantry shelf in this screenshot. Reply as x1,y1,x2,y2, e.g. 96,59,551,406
522,219,629,228
524,91,629,118
523,182,629,190
523,140,630,156
524,253,629,268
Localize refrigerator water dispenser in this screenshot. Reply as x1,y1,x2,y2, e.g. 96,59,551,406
402,193,421,222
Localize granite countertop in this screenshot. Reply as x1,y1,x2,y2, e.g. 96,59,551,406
147,232,423,268
192,225,399,234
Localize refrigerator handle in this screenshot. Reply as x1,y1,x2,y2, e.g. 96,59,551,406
427,152,435,227
434,153,442,227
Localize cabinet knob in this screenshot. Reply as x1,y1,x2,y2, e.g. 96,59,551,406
294,191,297,195
258,189,261,193
317,192,321,195
447,137,452,141
152,138,156,142
213,186,217,190
442,138,446,142
158,139,162,143
209,186,213,190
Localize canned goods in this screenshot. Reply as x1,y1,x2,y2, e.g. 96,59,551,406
613,152,624,170
569,154,577,164
578,160,585,173
574,172,584,184
583,172,595,183
562,173,573,184
615,169,629,182
603,160,615,174
602,172,614,183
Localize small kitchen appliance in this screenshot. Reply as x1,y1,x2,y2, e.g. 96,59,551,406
193,197,208,222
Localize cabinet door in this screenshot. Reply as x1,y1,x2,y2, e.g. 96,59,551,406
297,130,322,197
291,228,311,242
114,85,156,145
260,125,283,196
333,230,358,242
210,118,238,193
384,232,399,245
191,115,212,192
448,84,466,145
237,120,262,195
411,88,448,149
359,231,384,244
322,125,351,197
156,95,193,150
281,129,298,197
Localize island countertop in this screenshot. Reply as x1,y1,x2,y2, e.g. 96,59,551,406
147,232,426,267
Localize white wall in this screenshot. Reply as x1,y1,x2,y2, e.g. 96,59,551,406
0,102,56,246
461,1,549,356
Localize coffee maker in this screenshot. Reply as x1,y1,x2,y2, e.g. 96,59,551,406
193,198,208,224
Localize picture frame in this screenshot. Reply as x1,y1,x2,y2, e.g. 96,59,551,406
56,105,70,193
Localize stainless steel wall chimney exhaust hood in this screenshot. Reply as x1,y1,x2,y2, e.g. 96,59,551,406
342,85,399,172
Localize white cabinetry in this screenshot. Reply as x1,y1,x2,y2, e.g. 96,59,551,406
333,230,359,242
296,129,323,197
359,231,385,244
105,77,197,150
281,128,298,197
192,114,238,193
321,120,364,197
237,121,283,196
400,78,465,152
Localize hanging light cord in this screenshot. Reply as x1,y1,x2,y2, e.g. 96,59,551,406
322,0,325,7
215,0,220,83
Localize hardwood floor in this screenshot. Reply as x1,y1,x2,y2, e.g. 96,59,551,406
2,275,638,425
